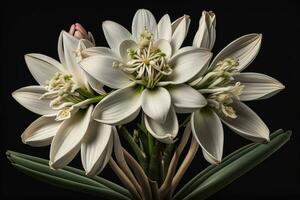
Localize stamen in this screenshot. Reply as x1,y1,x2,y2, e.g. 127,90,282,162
114,30,173,88
55,107,73,121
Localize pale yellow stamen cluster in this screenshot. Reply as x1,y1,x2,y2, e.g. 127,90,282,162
115,30,172,88
207,82,244,118
190,58,239,89
192,58,244,118
40,72,81,121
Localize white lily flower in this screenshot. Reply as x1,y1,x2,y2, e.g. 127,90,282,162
190,33,285,164
12,30,113,176
80,9,211,143
193,11,216,50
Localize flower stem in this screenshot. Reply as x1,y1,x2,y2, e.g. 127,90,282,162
159,124,192,199
148,141,162,182
123,149,152,200
170,137,199,197
109,158,142,200
120,126,148,172
161,143,175,181
76,88,95,98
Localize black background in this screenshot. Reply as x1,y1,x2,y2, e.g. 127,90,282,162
1,0,300,199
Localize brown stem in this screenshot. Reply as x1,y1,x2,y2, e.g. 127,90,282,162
170,137,199,196
149,179,160,200
109,158,142,200
159,124,192,199
113,128,144,199
123,149,152,200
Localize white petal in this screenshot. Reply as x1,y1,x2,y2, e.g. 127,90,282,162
25,54,65,86
191,108,223,164
85,73,105,95
80,55,131,89
93,86,141,125
171,15,189,52
81,47,119,58
144,106,178,144
12,86,57,116
119,40,138,62
157,14,172,41
168,84,207,113
81,122,113,176
193,11,216,50
141,87,171,122
171,15,190,37
132,9,157,41
234,73,285,101
102,21,132,54
21,116,61,147
219,101,269,142
210,34,262,71
154,39,172,58
159,48,212,85
58,31,86,86
50,106,93,169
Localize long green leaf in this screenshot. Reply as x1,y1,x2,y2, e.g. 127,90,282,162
12,163,130,200
173,129,284,200
6,150,131,199
181,130,291,200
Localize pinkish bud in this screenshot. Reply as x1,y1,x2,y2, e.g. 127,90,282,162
69,23,95,45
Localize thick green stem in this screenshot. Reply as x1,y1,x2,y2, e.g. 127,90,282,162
162,143,175,181
148,142,162,182
120,127,148,172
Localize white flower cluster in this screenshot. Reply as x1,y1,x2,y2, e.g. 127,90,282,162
12,9,284,177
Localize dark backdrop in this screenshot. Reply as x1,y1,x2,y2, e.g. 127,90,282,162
1,0,300,199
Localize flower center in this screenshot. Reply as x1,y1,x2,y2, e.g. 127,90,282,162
192,58,244,118
40,72,89,121
117,30,172,88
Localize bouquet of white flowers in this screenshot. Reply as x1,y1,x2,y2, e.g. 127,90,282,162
7,9,291,200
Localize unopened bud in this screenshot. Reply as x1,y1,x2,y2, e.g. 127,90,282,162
69,23,95,45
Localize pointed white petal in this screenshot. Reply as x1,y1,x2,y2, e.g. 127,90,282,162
93,86,141,125
193,11,216,50
50,106,93,169
144,106,178,144
219,101,269,142
191,108,223,164
168,84,207,113
132,9,157,41
81,122,113,176
234,72,285,101
25,54,65,86
141,87,171,122
159,48,212,85
210,34,262,71
85,73,105,95
154,39,172,58
157,14,172,41
21,116,61,147
12,86,57,116
58,31,86,86
171,15,190,37
102,21,132,54
119,40,138,62
80,55,131,89
171,15,189,52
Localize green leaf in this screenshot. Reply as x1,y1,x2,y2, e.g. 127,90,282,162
173,129,285,200
174,129,291,200
6,150,131,200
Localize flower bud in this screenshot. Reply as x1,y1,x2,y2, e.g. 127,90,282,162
69,23,95,45
193,11,216,50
